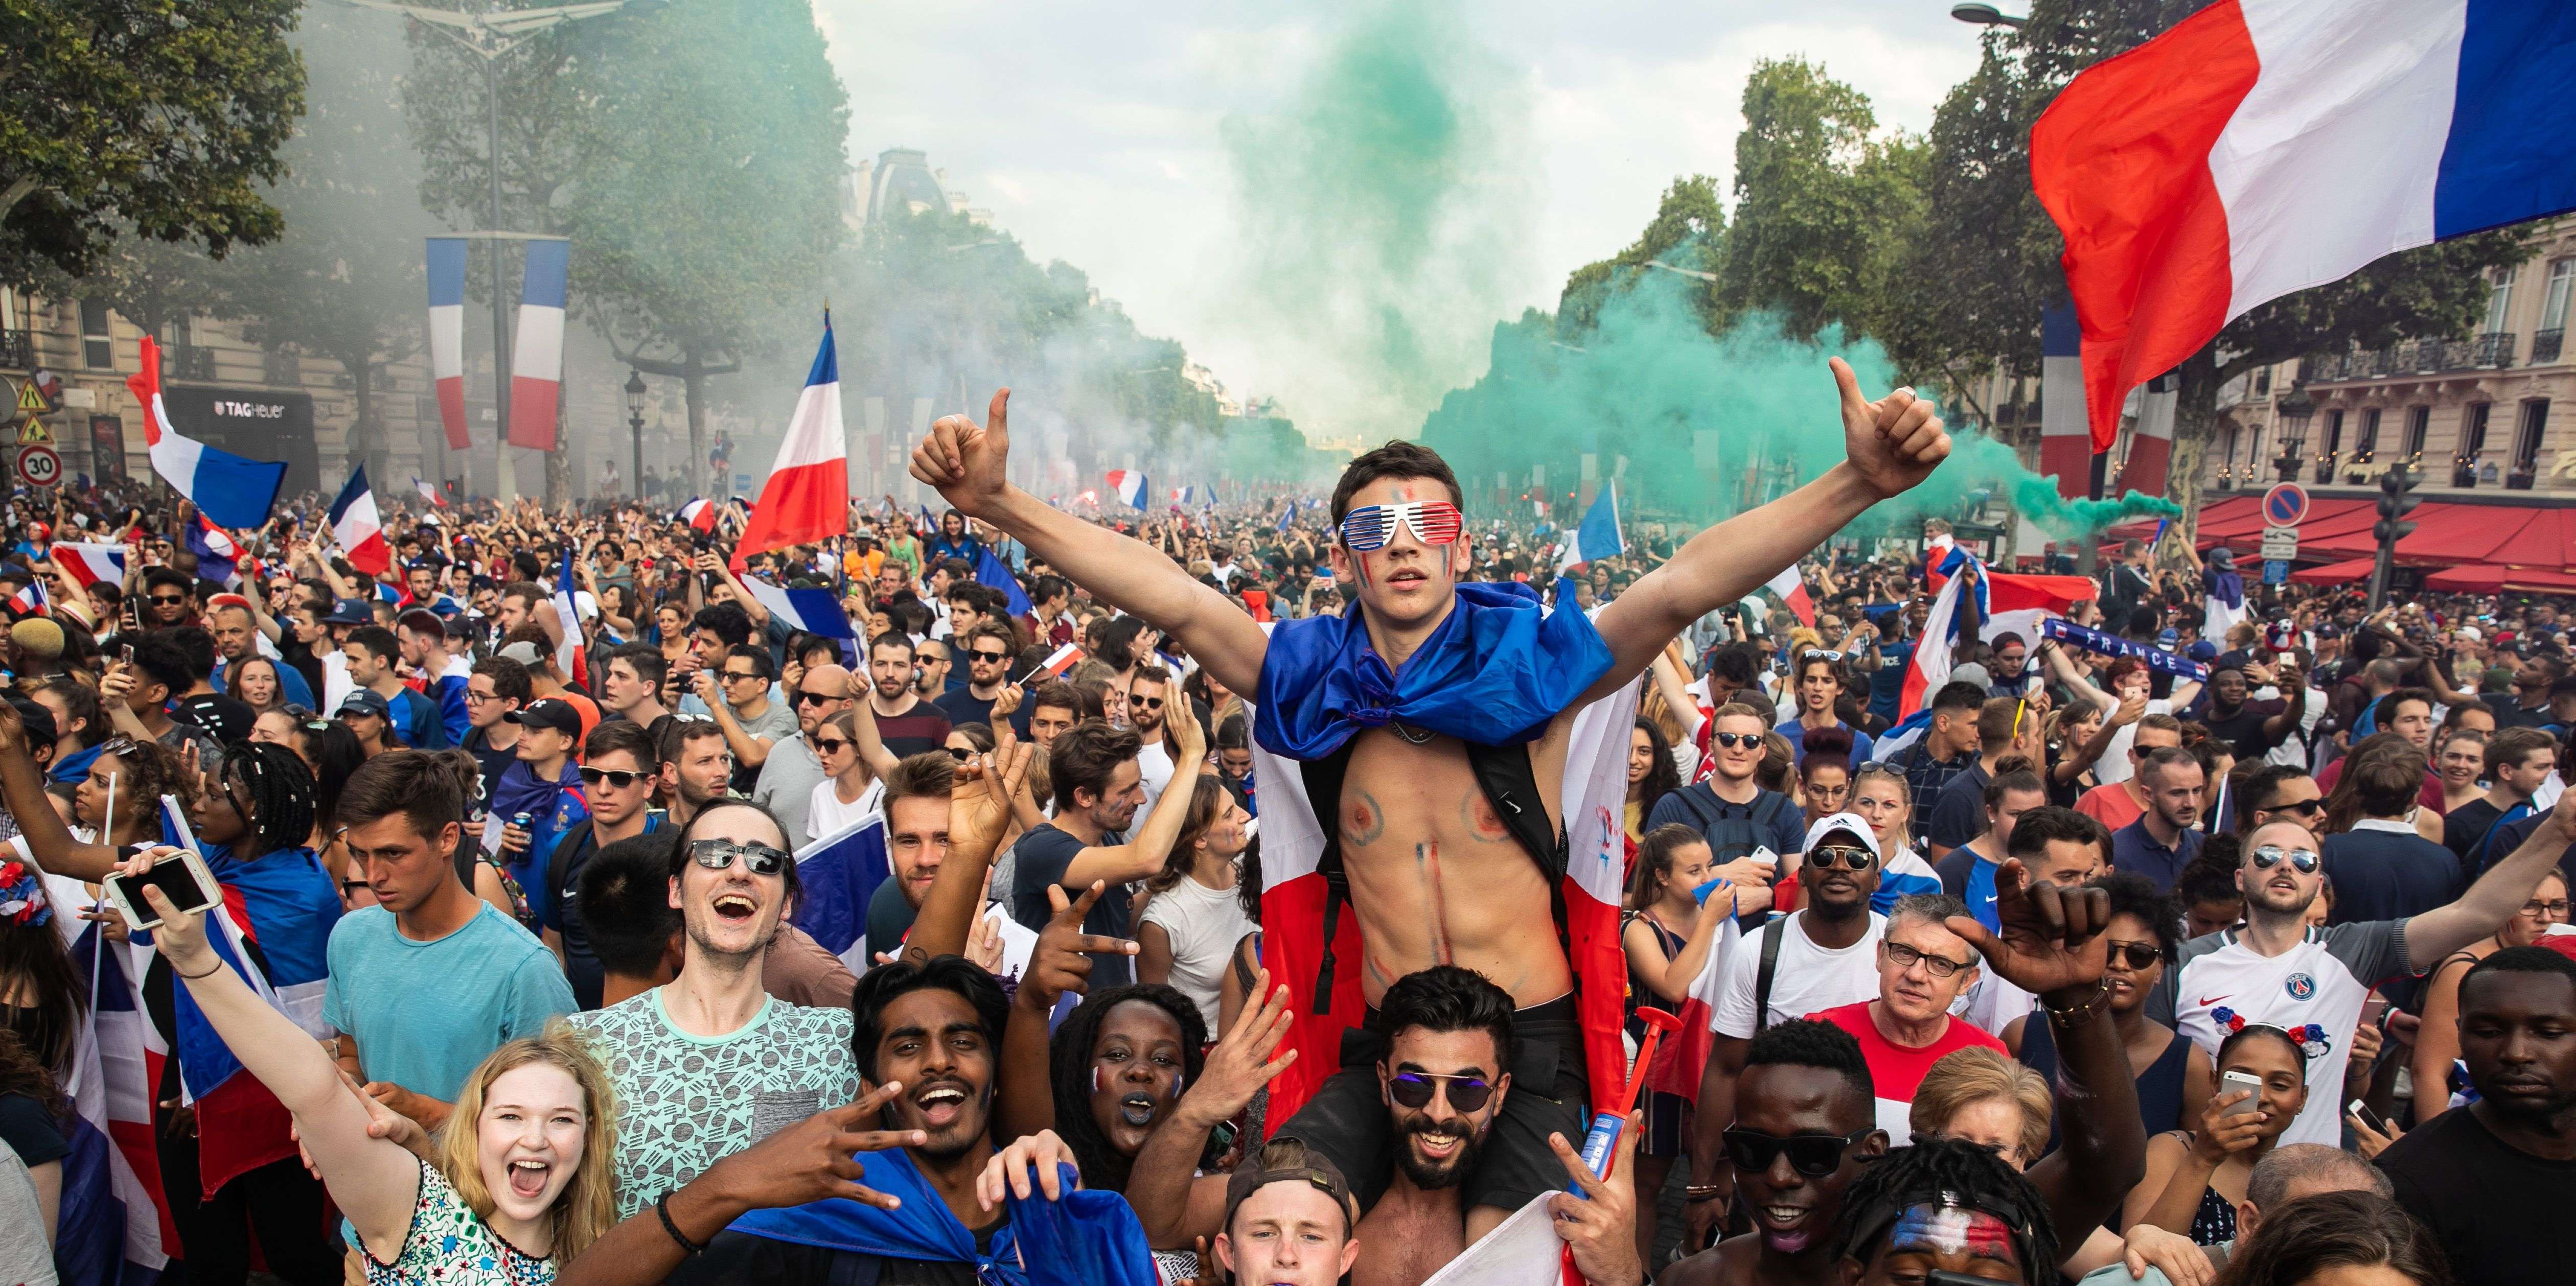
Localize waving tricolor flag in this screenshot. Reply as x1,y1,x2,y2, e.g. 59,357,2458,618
8,577,45,616
1105,469,1148,510
730,316,847,570
53,541,127,591
551,542,588,686
185,515,243,588
2034,0,2576,450
1763,565,1816,629
740,576,856,640
508,239,569,450
1896,556,2097,718
328,466,392,576
412,477,449,508
1554,483,1623,574
675,497,718,532
55,874,173,1285
129,336,287,531
426,237,471,450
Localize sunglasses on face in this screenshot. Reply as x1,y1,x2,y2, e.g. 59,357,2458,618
2261,797,2324,817
722,669,763,683
943,745,976,762
1714,731,1762,750
1130,696,1165,711
1339,500,1463,552
1719,1127,1873,1178
579,767,647,789
1807,845,1876,871
150,594,187,606
1386,1070,1493,1112
815,737,851,754
971,649,1010,663
792,689,840,706
2249,844,2320,874
2105,940,2164,970
688,838,789,877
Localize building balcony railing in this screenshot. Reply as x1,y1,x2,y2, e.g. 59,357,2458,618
0,331,33,370
2301,334,2530,383
2475,331,2516,367
170,345,217,381
2535,329,2565,364
2312,455,2338,483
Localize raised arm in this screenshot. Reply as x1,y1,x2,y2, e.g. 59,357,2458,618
2402,804,2576,971
914,390,1268,699
1062,714,1205,890
1129,970,1296,1248
0,702,126,881
900,744,1032,965
1583,360,1949,702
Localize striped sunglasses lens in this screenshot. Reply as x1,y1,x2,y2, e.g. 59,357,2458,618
1339,501,1463,551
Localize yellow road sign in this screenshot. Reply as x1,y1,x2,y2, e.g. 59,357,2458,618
12,380,46,415
16,419,47,445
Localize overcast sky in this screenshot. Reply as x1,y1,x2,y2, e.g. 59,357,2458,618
809,1,1989,437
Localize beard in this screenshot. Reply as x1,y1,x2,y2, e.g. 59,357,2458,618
1394,1115,1485,1190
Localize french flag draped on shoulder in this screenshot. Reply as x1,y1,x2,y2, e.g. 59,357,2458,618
51,873,172,1285
1554,483,1622,574
788,813,891,972
54,540,127,590
508,239,569,450
741,575,856,640
328,466,393,576
2033,0,2576,448
426,237,471,450
731,316,847,570
129,336,287,531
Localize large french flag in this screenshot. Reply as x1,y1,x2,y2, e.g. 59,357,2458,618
551,542,588,687
789,813,891,972
1554,483,1623,574
2033,0,2576,451
1253,671,1640,1126
1105,469,1148,510
676,497,718,532
731,317,848,570
975,547,1033,617
741,575,856,640
426,237,470,450
54,540,127,590
129,336,287,531
508,239,569,451
186,515,242,589
2037,305,2092,500
329,466,393,576
54,875,172,1283
1897,557,2098,717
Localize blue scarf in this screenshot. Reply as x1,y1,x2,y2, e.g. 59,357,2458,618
50,740,104,786
728,1154,1156,1286
1254,581,1613,760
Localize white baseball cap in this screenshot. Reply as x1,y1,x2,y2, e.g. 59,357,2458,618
1802,811,1881,859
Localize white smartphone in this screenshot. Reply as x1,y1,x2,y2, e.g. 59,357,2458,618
2221,1069,2264,1116
102,843,222,932
2347,1098,2390,1135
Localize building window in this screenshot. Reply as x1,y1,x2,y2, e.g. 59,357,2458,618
2545,260,2574,331
2464,402,2492,457
2484,264,2518,334
78,299,113,369
2357,408,2381,459
2514,399,2548,474
2254,366,2272,395
2405,405,2431,460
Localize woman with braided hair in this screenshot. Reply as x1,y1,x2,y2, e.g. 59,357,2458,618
1831,1135,2062,1286
1047,983,1210,1196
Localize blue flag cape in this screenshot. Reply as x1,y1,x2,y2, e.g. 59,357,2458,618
1253,581,1613,760
728,1155,1156,1286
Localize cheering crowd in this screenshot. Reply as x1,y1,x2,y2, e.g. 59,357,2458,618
0,367,2567,1286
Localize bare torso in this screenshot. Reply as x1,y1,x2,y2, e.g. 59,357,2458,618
1340,718,1575,1009
1353,1187,1468,1286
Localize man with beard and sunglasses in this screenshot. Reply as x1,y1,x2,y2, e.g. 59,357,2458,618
542,721,666,1009
569,799,859,1219
2154,807,2576,1144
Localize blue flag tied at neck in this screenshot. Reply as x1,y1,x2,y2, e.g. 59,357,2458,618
728,1154,1155,1286
1254,581,1614,760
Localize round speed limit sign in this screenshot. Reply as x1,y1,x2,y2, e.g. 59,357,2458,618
15,445,60,487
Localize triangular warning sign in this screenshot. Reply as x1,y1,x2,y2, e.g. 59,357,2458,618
12,381,44,415
16,419,48,445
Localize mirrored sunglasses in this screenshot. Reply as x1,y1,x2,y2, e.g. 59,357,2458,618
1338,501,1463,553
2249,844,2320,874
1386,1071,1492,1112
688,838,789,876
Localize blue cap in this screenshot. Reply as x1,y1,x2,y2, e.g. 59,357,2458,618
2156,627,2180,649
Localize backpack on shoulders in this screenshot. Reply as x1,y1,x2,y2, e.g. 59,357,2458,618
1668,783,1791,869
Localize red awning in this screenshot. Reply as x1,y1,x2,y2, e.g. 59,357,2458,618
2289,555,2379,586
2424,563,2576,593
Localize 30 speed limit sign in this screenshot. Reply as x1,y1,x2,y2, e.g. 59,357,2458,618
15,445,60,487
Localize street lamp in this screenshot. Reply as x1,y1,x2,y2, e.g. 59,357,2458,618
328,0,662,499
1950,3,2028,26
624,368,648,500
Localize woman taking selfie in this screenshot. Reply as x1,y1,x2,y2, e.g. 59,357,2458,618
2123,1023,2308,1246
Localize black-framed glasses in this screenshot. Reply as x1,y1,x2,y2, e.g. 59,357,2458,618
579,767,647,789
1719,1127,1872,1178
1131,696,1165,711
792,689,840,706
970,649,1010,663
1882,939,1975,978
688,838,789,876
2249,844,2320,874
1714,731,1762,750
2260,798,2324,817
2105,940,2164,970
814,737,852,754
1386,1070,1493,1112
2522,898,2571,917
1807,845,1876,871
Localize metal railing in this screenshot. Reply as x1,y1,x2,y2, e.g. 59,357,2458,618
0,331,33,369
2303,335,2527,382
2475,331,2516,367
2534,329,2564,364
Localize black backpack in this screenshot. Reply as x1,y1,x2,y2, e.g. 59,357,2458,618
1663,783,1793,870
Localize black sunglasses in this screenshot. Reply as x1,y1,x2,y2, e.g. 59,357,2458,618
578,767,647,789
1807,844,1877,871
814,737,851,754
150,594,188,606
1386,1070,1493,1113
944,745,975,762
2105,940,2163,970
970,649,1010,663
688,838,789,876
1714,731,1762,750
721,669,763,683
1720,1127,1873,1178
2260,797,2324,817
792,689,840,706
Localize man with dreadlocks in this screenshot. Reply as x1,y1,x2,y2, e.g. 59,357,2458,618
1831,1136,2061,1286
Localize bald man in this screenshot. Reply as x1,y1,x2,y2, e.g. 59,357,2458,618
754,661,855,849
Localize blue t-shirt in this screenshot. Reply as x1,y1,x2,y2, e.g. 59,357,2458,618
323,902,575,1102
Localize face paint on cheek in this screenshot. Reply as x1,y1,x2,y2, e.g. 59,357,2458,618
1889,1204,2017,1262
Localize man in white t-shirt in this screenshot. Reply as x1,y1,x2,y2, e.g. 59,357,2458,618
1691,811,1885,1235
2154,809,2576,1144
1127,663,1182,813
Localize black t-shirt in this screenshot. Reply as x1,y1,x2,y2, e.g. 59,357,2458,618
867,875,917,956
933,687,995,731
2198,698,2289,761
2443,798,2514,866
0,1092,67,1168
2378,1106,2576,1286
462,726,518,806
1008,822,1133,988
175,691,256,745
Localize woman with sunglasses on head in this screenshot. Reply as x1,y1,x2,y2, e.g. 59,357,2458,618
2123,1023,2308,1246
2405,866,2569,1124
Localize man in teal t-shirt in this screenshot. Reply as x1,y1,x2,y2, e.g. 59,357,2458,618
322,751,574,1130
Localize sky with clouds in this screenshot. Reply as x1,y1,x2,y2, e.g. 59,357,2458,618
809,1,1990,440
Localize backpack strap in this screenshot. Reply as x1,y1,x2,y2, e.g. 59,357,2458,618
1753,916,1789,1032
1296,745,1360,1016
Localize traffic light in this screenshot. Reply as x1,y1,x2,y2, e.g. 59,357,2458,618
2373,463,2421,545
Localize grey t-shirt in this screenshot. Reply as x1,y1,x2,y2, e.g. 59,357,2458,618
724,697,803,794
0,1147,57,1285
753,732,827,850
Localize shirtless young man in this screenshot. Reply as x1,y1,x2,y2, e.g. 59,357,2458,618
911,361,1949,1250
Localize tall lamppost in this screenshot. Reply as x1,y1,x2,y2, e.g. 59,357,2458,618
330,0,662,498
624,368,648,499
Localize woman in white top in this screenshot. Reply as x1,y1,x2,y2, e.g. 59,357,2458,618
1134,774,1252,1028
804,711,886,840
137,879,616,1285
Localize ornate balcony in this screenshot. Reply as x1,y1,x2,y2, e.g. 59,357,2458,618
0,331,33,370
2475,332,2516,368
2535,329,2565,364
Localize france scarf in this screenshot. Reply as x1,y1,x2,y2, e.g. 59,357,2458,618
1254,581,1613,760
727,1154,1156,1286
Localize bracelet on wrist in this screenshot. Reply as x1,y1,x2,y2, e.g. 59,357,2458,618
174,958,224,981
2043,978,2113,1026
656,1193,707,1256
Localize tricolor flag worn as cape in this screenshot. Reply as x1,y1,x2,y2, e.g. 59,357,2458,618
426,237,471,450
328,466,392,576
129,336,287,531
2033,0,2576,450
730,317,847,570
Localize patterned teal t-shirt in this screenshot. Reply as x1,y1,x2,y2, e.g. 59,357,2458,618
569,989,858,1218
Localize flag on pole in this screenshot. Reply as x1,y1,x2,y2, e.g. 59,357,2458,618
412,477,449,508
975,548,1032,617
328,466,392,576
2032,0,2576,451
731,316,848,570
185,515,242,588
130,336,287,531
2038,304,2092,499
9,577,47,616
1897,560,2097,717
675,497,718,532
1554,483,1623,574
1039,642,1085,678
52,541,126,590
1105,470,1148,510
426,237,470,450
1763,566,1816,629
508,239,569,450
740,576,856,640
56,874,172,1285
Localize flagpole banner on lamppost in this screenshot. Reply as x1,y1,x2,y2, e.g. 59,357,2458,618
426,237,471,451
508,239,568,451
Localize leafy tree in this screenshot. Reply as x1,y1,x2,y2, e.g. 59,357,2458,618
0,0,306,287
1558,175,1723,333
1882,0,2521,560
1715,58,1924,344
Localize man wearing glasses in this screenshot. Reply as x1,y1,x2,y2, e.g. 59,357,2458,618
1663,1019,1887,1284
543,720,668,1009
692,643,798,798
1808,892,2005,1137
2155,808,2576,1144
934,623,1021,733
751,662,855,851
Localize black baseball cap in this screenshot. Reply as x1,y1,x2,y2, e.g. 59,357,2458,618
1222,1147,1358,1238
336,690,390,720
505,697,583,736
